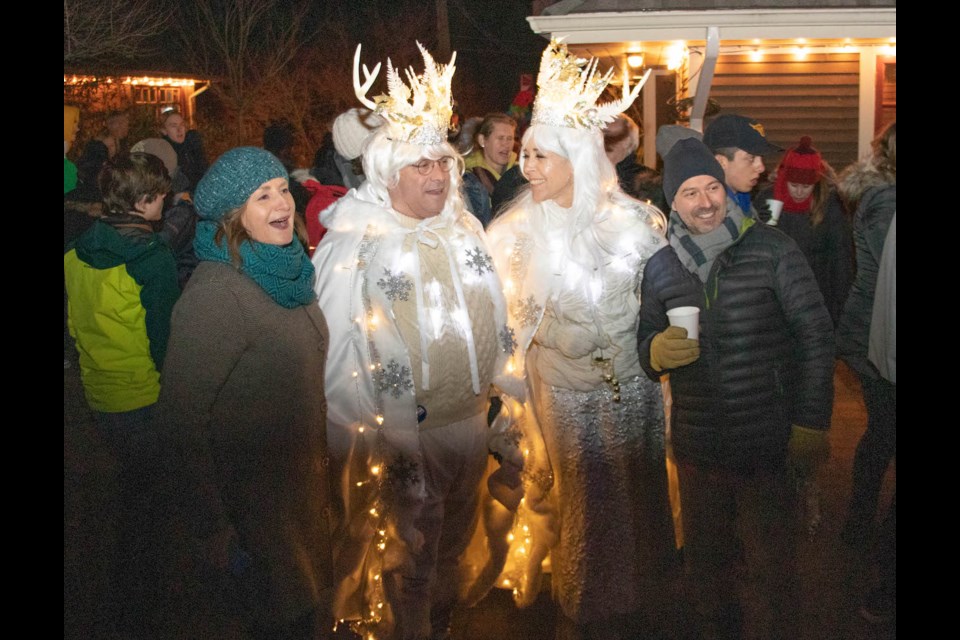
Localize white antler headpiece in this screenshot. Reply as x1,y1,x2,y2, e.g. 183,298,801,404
531,38,650,131
353,41,456,146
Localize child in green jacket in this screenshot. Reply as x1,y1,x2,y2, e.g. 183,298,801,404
65,152,178,454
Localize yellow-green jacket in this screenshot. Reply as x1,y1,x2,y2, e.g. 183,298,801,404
65,221,179,412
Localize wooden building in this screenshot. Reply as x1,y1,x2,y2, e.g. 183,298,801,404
63,70,209,127
527,1,896,169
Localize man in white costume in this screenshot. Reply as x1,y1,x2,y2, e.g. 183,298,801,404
312,43,519,640
485,40,678,639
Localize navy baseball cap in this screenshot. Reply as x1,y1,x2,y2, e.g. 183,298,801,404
703,114,782,155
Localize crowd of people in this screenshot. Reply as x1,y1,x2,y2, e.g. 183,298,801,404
65,36,895,640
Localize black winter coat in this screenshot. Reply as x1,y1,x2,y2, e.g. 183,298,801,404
638,222,835,472
836,172,896,379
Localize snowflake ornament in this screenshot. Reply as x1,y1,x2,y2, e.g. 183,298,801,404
511,296,543,328
386,453,421,487
464,247,494,276
373,359,414,398
377,268,413,302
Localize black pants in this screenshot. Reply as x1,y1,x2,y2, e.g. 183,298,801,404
847,375,897,530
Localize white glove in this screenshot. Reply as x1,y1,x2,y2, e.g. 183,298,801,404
538,313,609,359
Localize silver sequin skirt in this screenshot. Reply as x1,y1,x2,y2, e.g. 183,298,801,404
535,375,676,624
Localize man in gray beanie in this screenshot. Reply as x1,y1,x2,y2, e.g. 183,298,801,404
636,136,835,639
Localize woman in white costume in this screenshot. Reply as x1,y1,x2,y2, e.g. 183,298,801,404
312,43,520,640
485,40,678,639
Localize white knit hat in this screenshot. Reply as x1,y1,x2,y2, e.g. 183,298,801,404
332,107,385,160
131,138,178,175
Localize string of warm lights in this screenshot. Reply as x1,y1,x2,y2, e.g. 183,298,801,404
63,75,199,87
621,36,895,74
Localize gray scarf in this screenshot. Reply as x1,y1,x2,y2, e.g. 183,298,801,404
669,201,746,282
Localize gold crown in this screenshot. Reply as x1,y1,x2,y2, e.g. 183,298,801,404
353,42,455,146
531,39,650,131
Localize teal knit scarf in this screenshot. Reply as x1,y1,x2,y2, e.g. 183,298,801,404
194,220,316,308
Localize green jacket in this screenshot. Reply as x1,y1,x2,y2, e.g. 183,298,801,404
65,220,179,412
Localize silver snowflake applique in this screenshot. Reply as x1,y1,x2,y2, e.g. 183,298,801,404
376,268,413,302
373,359,414,398
386,453,420,487
499,324,518,355
465,247,494,276
511,296,542,328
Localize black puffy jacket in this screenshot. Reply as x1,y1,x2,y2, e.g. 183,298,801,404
638,221,835,472
836,166,896,379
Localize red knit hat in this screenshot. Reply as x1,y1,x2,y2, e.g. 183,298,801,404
779,136,822,185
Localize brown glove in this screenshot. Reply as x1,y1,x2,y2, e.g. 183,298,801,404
649,325,700,372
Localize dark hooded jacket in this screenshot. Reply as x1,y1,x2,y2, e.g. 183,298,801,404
835,160,896,379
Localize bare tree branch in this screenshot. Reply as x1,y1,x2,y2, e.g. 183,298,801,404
64,0,171,65
179,0,313,144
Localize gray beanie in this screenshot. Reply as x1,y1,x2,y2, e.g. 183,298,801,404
662,137,726,207
131,138,178,175
332,108,385,160
655,125,702,160
194,147,287,221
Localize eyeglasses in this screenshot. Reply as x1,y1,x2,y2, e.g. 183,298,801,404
412,156,454,175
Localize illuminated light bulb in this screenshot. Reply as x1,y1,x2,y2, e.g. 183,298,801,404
507,361,516,373
524,449,530,456
522,525,529,533
795,46,808,59
377,602,384,609
507,533,515,542
797,37,807,44
370,465,381,475
358,426,365,433
376,415,384,425
369,508,379,517
502,578,511,587
666,43,686,71
352,371,359,378
749,49,762,62
518,546,526,555
627,54,644,68
369,364,376,370
374,574,381,581
356,481,364,487
378,529,386,536
377,542,386,551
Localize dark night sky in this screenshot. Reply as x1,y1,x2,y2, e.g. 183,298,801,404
445,0,546,114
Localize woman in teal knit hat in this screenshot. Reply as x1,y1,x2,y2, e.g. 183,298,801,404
160,147,334,639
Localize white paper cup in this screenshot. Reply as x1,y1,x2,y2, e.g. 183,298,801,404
666,306,700,340
766,198,784,225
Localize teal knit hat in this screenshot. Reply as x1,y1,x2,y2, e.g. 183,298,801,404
194,147,288,221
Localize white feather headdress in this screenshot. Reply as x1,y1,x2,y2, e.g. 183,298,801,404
353,41,456,146
531,39,650,131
